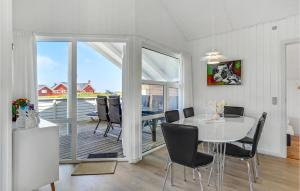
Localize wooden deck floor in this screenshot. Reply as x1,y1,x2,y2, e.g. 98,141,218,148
59,121,165,160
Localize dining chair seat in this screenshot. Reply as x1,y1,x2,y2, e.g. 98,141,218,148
222,143,252,159
238,136,253,144
193,152,214,168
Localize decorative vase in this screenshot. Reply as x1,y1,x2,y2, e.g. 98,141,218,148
16,109,26,128
25,110,38,128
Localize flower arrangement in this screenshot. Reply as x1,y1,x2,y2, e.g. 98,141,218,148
12,98,33,121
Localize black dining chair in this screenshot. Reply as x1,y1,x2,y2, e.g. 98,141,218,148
107,97,122,141
165,110,180,123
183,107,194,118
161,123,213,191
94,96,111,134
237,112,267,171
183,107,203,147
209,113,266,191
224,106,244,116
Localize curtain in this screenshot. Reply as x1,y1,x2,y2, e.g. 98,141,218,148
181,52,194,109
0,0,13,190
12,31,37,106
121,37,142,163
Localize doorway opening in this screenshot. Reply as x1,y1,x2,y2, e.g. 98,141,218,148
285,41,300,160
36,39,126,162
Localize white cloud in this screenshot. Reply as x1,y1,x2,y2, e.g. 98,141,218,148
37,55,57,66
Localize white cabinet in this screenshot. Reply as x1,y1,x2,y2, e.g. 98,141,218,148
13,120,59,191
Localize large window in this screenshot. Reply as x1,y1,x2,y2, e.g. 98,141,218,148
141,47,180,153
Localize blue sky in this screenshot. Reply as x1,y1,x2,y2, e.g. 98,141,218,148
37,41,122,92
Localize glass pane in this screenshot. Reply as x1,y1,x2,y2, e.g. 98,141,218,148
142,48,180,82
141,84,164,114
76,41,124,159
37,41,72,161
168,87,179,110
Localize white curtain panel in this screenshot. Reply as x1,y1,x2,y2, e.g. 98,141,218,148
0,0,13,189
121,37,142,163
12,31,37,106
181,52,194,109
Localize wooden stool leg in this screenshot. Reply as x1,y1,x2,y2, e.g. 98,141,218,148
51,182,55,191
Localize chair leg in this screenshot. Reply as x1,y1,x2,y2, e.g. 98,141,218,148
193,169,196,180
170,163,174,186
246,161,254,191
50,182,55,191
164,156,170,171
183,166,187,181
256,153,260,165
104,123,111,137
196,168,204,191
253,156,259,180
93,120,101,134
117,129,122,141
162,162,172,191
250,158,257,183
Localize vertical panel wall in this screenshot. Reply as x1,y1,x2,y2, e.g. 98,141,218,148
189,15,299,157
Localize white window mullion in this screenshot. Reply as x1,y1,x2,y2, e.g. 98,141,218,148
69,40,77,161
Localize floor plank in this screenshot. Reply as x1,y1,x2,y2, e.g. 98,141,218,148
38,147,300,191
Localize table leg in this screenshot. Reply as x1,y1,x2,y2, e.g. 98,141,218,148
151,119,157,142
215,143,226,191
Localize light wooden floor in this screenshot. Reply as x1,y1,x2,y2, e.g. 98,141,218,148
39,148,299,191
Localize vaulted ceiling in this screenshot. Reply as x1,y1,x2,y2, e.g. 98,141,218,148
161,0,299,41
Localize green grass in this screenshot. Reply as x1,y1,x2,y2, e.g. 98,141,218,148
39,92,122,99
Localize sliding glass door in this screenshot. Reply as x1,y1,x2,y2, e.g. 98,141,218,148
141,47,180,154
37,41,73,161
36,38,126,162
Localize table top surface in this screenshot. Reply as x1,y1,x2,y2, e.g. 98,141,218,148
173,115,256,143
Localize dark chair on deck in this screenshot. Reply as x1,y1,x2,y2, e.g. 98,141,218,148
107,97,122,141
94,96,110,134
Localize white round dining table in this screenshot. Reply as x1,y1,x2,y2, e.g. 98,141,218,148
173,115,256,191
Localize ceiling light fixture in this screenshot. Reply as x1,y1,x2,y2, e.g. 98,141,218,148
202,0,226,64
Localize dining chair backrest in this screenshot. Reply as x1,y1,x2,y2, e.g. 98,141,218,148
165,110,180,123
161,123,198,166
183,107,195,118
96,96,109,121
251,112,267,156
108,98,122,124
224,106,244,116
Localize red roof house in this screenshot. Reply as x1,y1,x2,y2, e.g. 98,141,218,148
38,85,54,96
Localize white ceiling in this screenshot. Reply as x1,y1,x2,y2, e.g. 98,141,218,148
161,0,299,41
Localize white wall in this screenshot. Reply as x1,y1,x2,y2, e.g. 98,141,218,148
188,15,299,157
13,0,186,51
13,0,135,36
286,43,300,135
135,0,186,51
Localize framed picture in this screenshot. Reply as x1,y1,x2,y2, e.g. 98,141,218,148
207,60,242,86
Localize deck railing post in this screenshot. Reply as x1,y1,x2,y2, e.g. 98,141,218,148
53,99,57,119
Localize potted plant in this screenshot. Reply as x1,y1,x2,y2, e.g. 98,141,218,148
12,98,30,121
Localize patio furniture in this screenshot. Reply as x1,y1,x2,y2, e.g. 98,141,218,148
94,96,111,134
142,110,164,142
107,97,122,141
